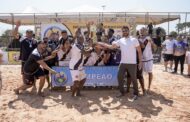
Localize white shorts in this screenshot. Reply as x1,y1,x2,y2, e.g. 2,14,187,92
70,69,86,82
187,59,190,65
143,60,153,73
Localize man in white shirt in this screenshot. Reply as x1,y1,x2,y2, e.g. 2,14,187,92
162,35,175,71
97,26,142,101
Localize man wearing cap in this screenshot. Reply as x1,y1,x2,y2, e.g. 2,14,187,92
14,21,37,78
14,40,58,96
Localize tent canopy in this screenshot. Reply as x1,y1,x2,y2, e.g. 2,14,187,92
0,12,180,25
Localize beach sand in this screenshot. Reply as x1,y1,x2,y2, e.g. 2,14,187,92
0,64,190,122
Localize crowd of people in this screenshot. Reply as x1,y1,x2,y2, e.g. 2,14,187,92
0,20,189,101
162,34,190,76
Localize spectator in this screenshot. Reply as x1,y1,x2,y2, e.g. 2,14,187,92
162,35,175,72
172,35,188,74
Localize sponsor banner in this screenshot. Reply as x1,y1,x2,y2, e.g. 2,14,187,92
65,22,130,36
8,51,20,64
41,23,72,39
41,22,131,39
51,66,118,87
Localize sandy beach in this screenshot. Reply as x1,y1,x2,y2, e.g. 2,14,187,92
0,64,190,122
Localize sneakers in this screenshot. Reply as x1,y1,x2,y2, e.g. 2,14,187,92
143,90,147,96
116,93,125,98
172,71,177,74
129,95,138,102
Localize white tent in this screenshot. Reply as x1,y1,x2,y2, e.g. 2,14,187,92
0,5,180,25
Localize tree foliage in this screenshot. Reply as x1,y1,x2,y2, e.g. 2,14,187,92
0,29,13,47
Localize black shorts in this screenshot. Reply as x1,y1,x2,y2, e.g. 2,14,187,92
23,68,45,85
164,54,173,62
127,65,143,79
44,69,49,75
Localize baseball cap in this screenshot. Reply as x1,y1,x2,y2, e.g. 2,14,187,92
26,29,33,33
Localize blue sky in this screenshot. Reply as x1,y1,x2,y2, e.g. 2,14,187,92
0,0,190,35
0,0,190,12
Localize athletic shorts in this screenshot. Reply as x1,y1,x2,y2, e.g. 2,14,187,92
70,69,86,82
143,60,153,73
163,54,173,62
44,69,49,75
23,68,45,85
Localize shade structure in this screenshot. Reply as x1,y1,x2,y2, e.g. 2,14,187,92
0,12,180,25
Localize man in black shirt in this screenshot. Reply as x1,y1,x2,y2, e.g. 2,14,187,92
14,21,37,75
14,40,57,96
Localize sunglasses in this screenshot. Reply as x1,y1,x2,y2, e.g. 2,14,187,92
122,30,129,32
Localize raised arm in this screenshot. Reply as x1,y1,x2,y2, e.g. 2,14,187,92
43,49,59,61
86,22,90,37
13,21,21,38
96,42,119,50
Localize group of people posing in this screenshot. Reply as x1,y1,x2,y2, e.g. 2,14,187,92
11,20,164,101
